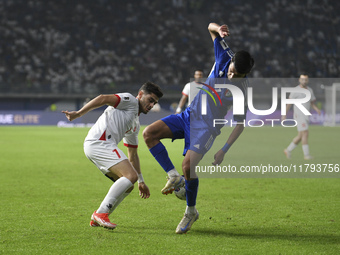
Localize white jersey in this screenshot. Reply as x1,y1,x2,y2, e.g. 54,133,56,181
289,85,316,117
182,81,202,106
85,93,140,148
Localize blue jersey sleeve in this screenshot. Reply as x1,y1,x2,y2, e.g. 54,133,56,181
210,36,235,78
215,36,234,62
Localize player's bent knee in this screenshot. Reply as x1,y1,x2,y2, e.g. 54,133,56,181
182,164,190,179
125,171,138,184
143,126,161,148
143,126,157,144
142,127,151,142
182,162,190,172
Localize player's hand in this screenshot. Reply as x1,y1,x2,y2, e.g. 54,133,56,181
62,110,80,121
138,182,150,199
212,149,225,166
218,24,230,38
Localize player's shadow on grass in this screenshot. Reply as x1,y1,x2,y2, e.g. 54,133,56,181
193,229,339,245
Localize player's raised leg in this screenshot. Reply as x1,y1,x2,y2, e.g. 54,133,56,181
143,120,184,194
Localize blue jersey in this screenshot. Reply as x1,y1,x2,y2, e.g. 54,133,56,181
189,36,249,136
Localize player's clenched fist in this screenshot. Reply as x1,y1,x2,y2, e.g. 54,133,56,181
218,24,230,38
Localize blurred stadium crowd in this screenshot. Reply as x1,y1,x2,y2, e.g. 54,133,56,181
0,0,339,95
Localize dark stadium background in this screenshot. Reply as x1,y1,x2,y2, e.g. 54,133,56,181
0,0,338,113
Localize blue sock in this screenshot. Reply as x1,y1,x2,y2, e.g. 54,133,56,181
185,178,199,206
149,142,175,173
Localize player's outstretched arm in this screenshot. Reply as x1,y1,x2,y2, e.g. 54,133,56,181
62,94,119,121
212,124,244,165
208,23,230,42
281,104,292,121
311,101,321,115
176,94,188,114
127,147,150,199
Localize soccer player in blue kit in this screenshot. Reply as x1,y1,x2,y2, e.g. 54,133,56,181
143,23,254,234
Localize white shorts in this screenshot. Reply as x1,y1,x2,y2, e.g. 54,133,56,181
83,140,127,175
294,114,309,132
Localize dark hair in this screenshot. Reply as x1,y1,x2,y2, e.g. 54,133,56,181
232,50,254,74
139,81,163,98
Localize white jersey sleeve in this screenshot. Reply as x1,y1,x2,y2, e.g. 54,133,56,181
182,82,203,106
309,87,316,102
289,86,315,115
182,82,191,96
116,93,140,148
115,93,138,111
84,93,140,146
115,93,140,147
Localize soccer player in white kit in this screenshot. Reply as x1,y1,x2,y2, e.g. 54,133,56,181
175,70,204,114
282,74,321,160
62,82,163,229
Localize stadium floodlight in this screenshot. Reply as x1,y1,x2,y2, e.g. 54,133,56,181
324,83,340,126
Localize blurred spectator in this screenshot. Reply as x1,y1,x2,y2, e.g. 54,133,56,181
0,0,339,95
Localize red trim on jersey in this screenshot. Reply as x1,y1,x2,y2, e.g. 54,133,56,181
124,143,138,148
99,130,106,141
113,94,121,108
182,92,188,96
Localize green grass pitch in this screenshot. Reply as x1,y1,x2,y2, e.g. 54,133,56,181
0,125,339,254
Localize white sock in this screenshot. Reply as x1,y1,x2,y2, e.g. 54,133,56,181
97,177,133,214
108,192,130,215
302,144,310,156
287,142,297,152
185,206,196,215
168,169,180,177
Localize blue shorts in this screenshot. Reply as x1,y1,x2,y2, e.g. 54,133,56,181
161,108,216,156
190,127,216,155
161,110,190,156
